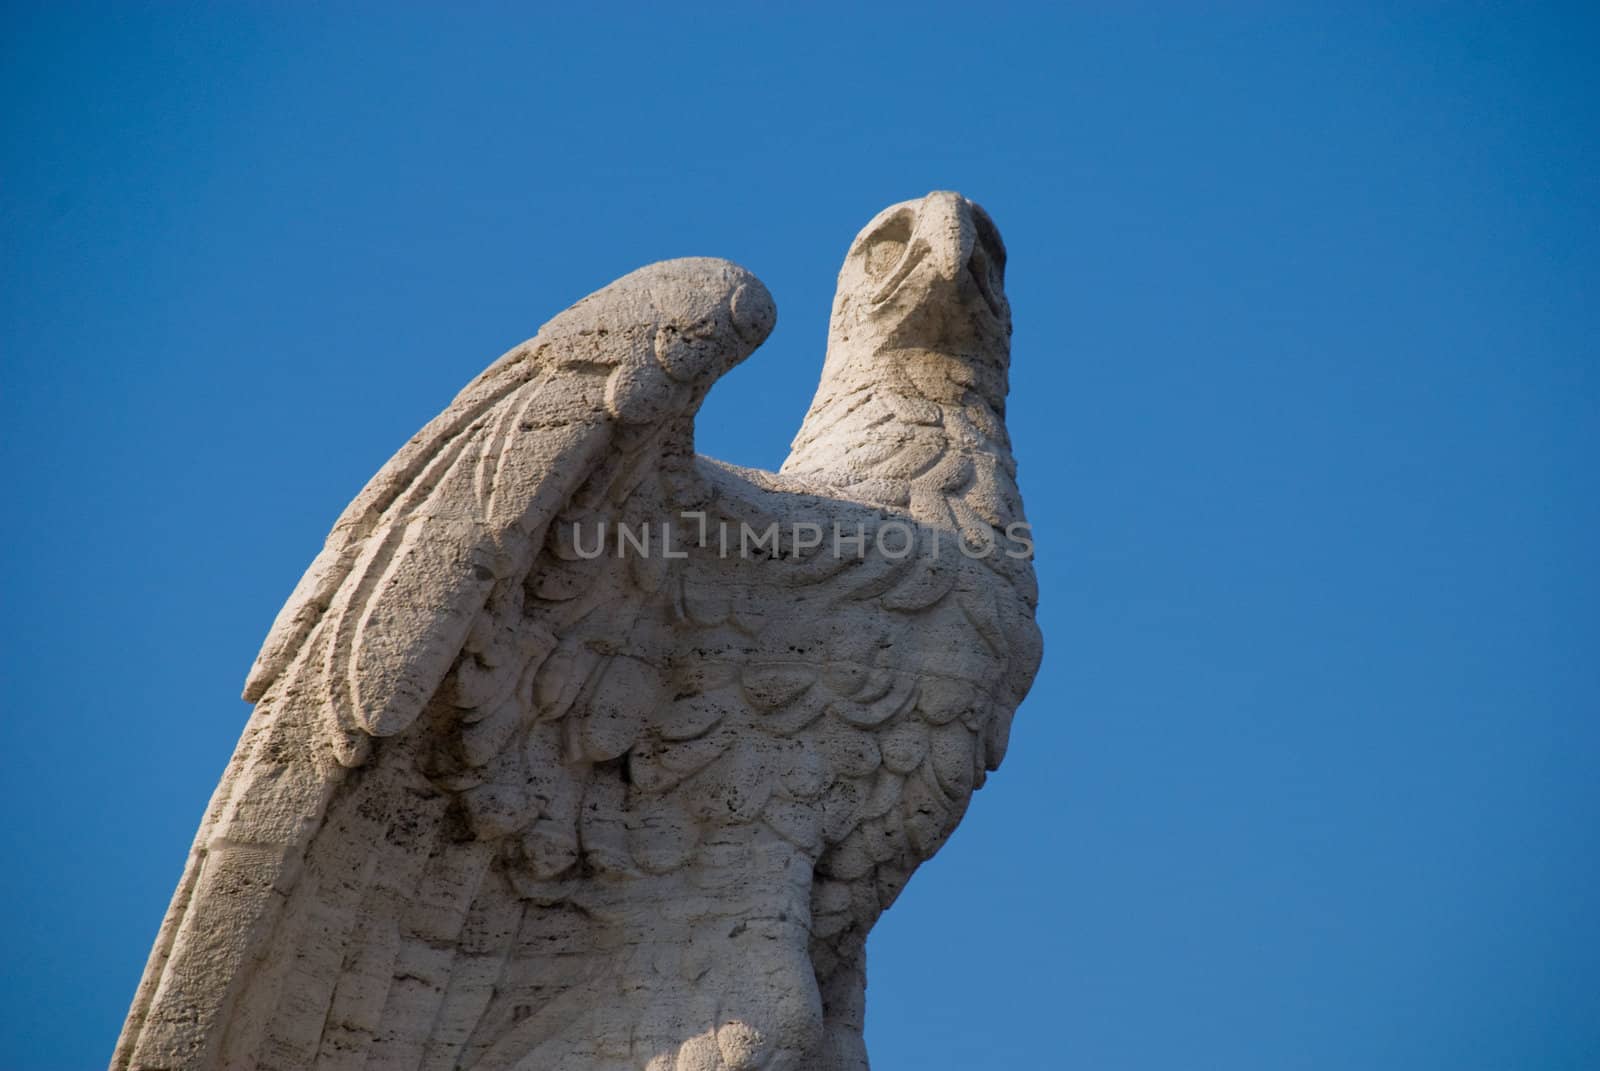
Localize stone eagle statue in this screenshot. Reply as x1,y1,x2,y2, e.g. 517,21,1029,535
115,192,1042,1071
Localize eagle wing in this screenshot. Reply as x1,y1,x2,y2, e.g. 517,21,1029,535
113,258,775,1071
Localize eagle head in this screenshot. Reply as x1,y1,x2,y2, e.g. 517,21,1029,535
785,191,1018,480
832,190,1010,348
818,191,1012,413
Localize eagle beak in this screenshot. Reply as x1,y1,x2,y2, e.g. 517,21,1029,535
869,190,979,304
919,190,977,284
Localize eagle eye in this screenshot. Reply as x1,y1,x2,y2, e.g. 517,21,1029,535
860,210,914,285
972,207,1006,280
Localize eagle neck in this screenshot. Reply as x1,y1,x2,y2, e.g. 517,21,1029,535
781,347,1022,534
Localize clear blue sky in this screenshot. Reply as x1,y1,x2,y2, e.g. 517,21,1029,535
3,5,1596,1069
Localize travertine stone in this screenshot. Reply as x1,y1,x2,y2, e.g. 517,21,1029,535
115,192,1042,1071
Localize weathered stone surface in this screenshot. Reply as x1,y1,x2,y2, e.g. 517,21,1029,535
115,192,1042,1071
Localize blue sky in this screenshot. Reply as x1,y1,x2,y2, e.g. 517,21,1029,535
3,4,1596,1069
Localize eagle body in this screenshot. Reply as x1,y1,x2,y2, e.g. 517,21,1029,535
115,193,1041,1071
